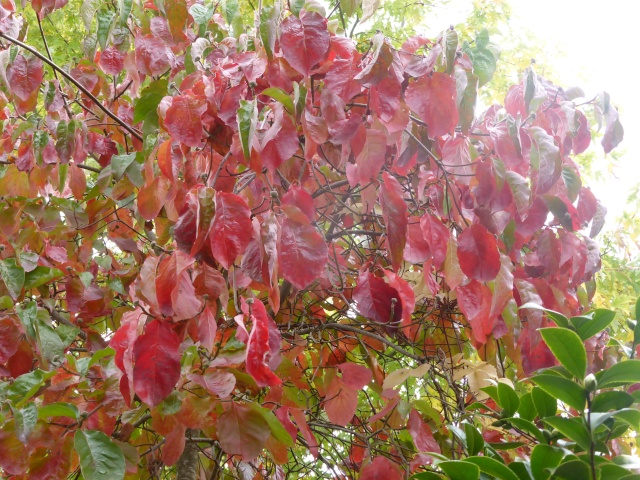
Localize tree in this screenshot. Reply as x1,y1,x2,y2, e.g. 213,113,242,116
0,0,632,479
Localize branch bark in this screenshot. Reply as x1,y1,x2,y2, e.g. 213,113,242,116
176,429,200,480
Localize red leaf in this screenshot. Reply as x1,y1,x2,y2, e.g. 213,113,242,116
323,58,363,103
198,304,218,354
165,92,206,148
137,176,171,221
338,362,372,390
260,104,299,172
280,10,330,76
356,128,387,184
0,317,20,363
133,319,181,407
456,280,493,344
404,218,430,263
216,402,271,462
98,47,125,75
68,163,86,200
188,368,236,398
290,408,318,458
489,255,514,319
278,210,328,290
324,376,358,426
244,299,281,387
162,423,186,467
420,213,450,269
353,271,402,329
529,127,561,195
360,456,403,480
408,409,441,453
7,55,43,102
155,255,178,317
383,270,415,327
457,224,500,282
536,229,561,276
405,72,458,138
210,192,252,270
135,34,172,77
379,172,408,272
281,186,315,222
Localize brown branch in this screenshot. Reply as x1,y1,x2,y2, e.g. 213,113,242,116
0,33,143,142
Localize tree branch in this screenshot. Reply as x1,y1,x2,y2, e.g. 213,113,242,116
0,33,143,142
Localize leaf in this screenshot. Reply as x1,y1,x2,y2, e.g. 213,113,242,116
572,309,615,341
210,192,252,270
462,457,519,480
74,430,125,480
438,460,480,480
530,444,565,480
356,128,388,184
246,402,294,447
531,386,557,418
133,320,181,407
379,172,408,272
261,87,295,115
339,362,372,389
496,382,520,417
165,92,206,148
531,375,585,412
529,127,561,195
519,302,570,329
96,8,115,50
543,416,591,451
134,78,168,124
244,299,281,387
198,304,218,355
360,456,404,480
12,402,37,443
406,72,458,138
324,376,359,426
278,210,328,290
237,99,257,160
7,55,43,102
383,363,430,390
38,402,79,420
280,10,330,76
353,270,402,329
539,327,587,379
137,176,171,221
457,224,500,282
0,258,24,300
217,402,271,461
598,360,640,388
591,391,634,412
552,460,591,480
408,409,440,453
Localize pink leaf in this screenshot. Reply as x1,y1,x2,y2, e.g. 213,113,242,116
7,55,43,102
280,10,330,76
165,92,206,148
216,402,270,462
353,271,402,330
360,456,404,480
189,368,236,398
405,72,458,138
198,304,218,354
379,172,408,272
244,299,281,387
338,363,372,390
324,376,358,426
457,224,501,282
408,409,441,453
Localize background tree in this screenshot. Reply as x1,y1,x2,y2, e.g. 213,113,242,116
0,0,634,479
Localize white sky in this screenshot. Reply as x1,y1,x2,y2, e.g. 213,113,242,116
425,0,638,229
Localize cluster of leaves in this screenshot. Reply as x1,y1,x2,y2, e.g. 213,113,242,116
0,0,629,478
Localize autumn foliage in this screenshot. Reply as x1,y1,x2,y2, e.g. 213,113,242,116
0,0,629,479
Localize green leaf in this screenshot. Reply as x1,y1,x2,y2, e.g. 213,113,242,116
488,442,525,451
134,79,168,124
74,430,125,480
411,474,444,480
189,3,214,24
118,0,133,26
246,402,294,447
591,391,634,412
497,382,520,417
445,29,458,75
543,417,591,451
531,375,585,412
34,318,67,365
517,392,537,421
532,386,557,418
539,327,587,379
96,9,115,50
0,258,24,300
111,153,136,180
571,309,616,341
438,460,480,480
24,267,64,290
464,422,484,456
237,99,257,161
519,303,570,329
38,402,79,420
12,402,38,443
458,70,478,135
502,417,546,444
598,462,637,480
598,360,640,388
552,460,590,480
635,296,640,321
530,444,565,480
261,87,295,115
463,457,519,480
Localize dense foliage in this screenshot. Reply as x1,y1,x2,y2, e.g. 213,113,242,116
0,0,634,479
